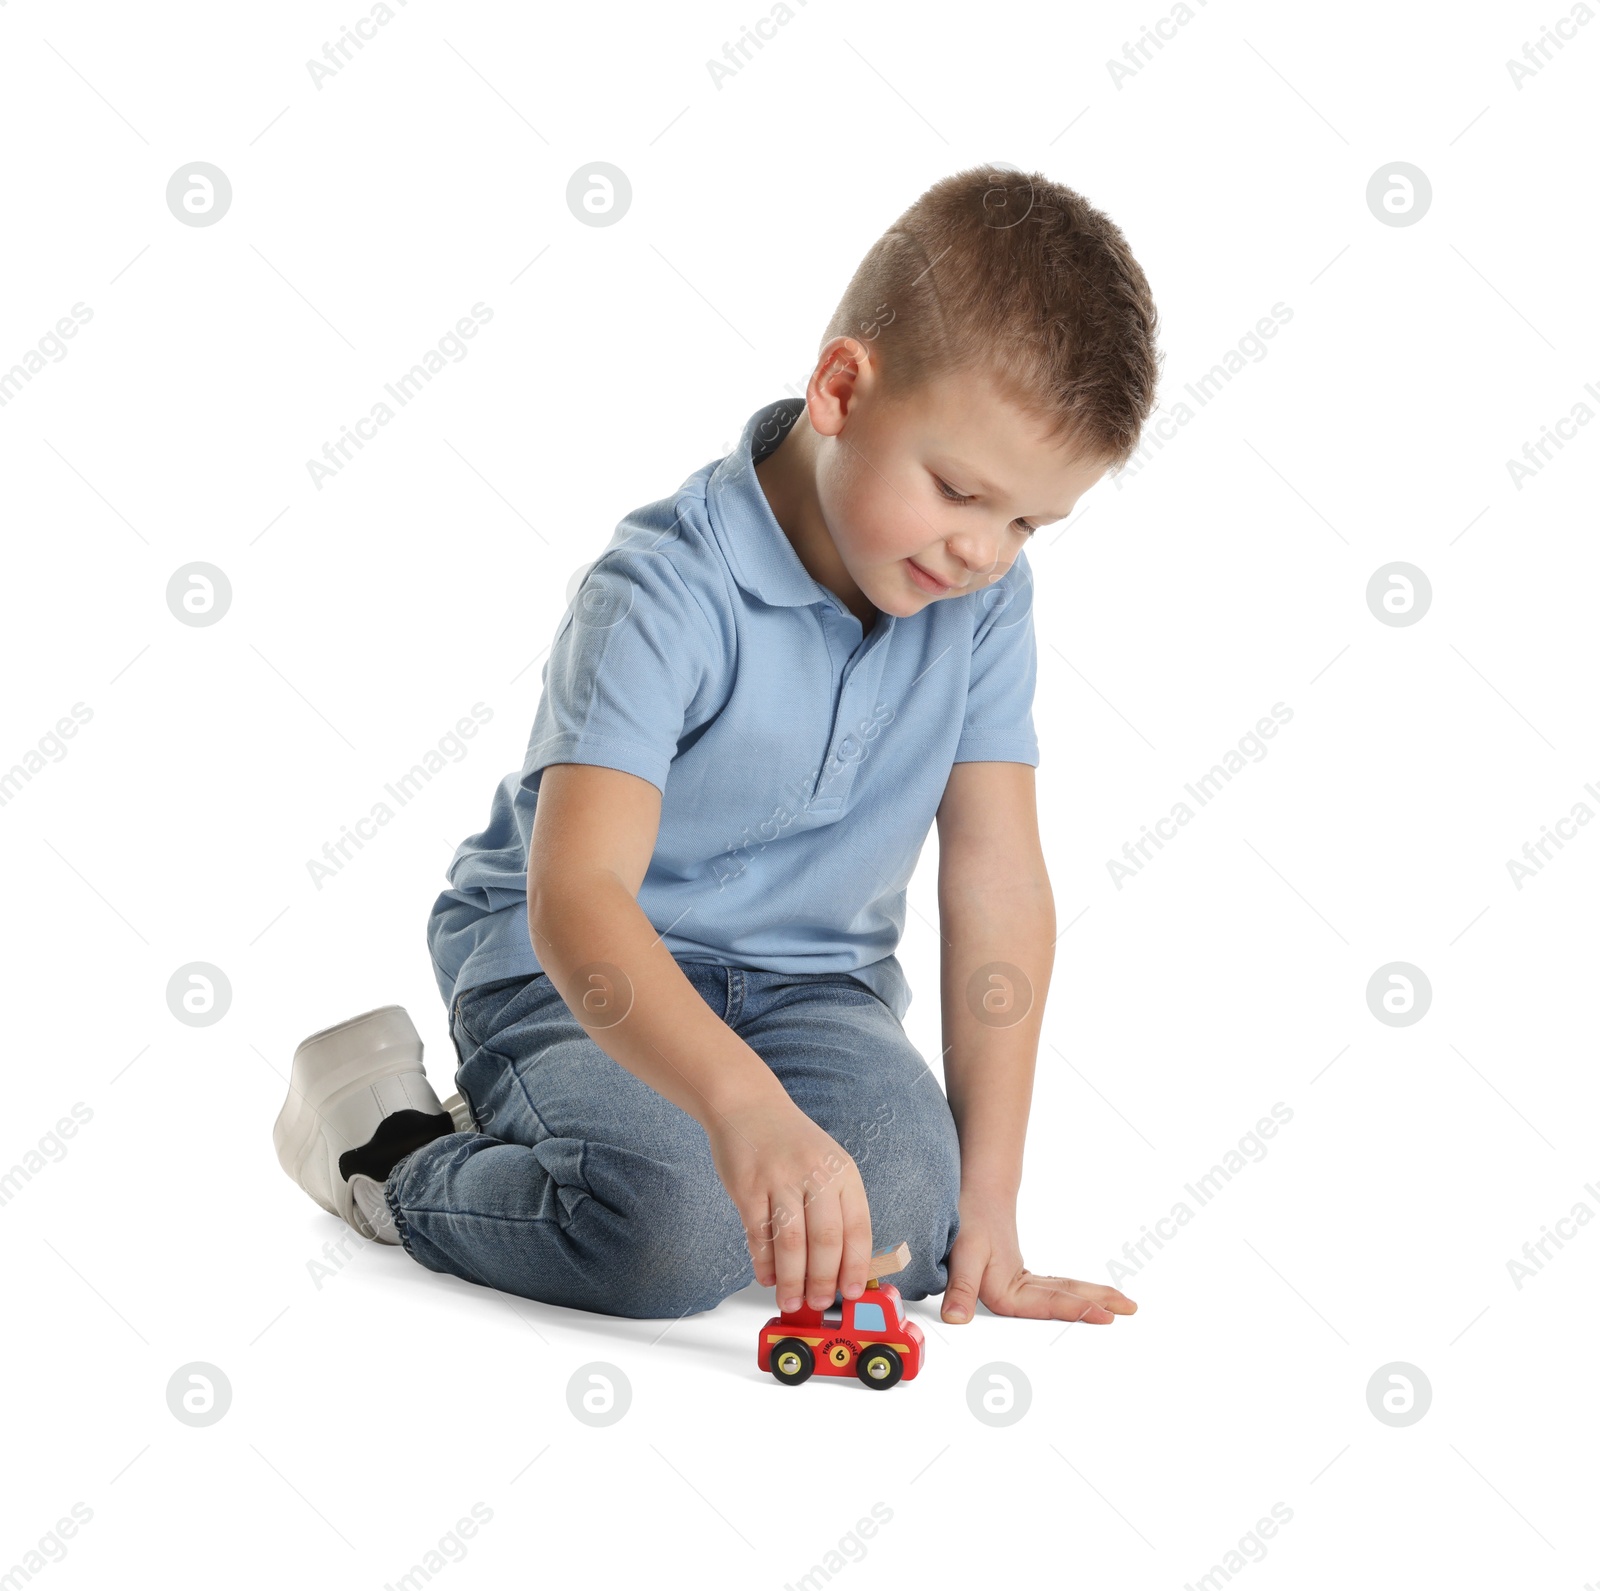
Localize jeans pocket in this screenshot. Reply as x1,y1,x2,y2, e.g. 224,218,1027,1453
455,971,552,1053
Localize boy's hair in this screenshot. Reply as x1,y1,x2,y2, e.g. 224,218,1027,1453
822,164,1162,470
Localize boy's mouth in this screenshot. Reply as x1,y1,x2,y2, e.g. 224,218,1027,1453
905,557,954,595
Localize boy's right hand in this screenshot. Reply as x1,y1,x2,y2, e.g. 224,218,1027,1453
706,1097,873,1312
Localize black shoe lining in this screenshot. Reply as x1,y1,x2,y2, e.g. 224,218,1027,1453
338,1109,455,1183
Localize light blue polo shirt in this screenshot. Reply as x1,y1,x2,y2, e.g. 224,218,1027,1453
426,397,1039,1022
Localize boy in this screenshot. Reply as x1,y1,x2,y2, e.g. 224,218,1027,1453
274,164,1159,1329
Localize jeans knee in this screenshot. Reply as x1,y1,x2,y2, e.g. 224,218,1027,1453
593,1159,752,1318
591,1243,751,1319
634,1250,752,1318
852,1102,961,1301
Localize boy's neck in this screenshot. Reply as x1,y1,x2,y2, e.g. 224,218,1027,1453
755,410,881,630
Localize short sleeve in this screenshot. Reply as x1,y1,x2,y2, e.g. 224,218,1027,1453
524,544,720,796
951,553,1040,767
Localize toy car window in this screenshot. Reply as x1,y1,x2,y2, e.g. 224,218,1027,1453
853,1301,886,1331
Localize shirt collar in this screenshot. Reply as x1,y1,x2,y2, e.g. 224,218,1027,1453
706,398,839,608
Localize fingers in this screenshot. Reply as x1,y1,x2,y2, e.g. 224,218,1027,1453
1023,1274,1138,1315
803,1192,844,1312
741,1196,777,1289
940,1261,1140,1325
773,1196,809,1312
714,1113,876,1314
805,1166,873,1308
1013,1272,1133,1323
836,1177,872,1301
1065,1277,1138,1314
941,1264,982,1324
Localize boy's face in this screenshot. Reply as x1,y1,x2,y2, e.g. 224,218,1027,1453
805,352,1110,619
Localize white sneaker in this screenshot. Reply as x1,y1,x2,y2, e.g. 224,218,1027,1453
273,1004,454,1239
349,1172,401,1245
440,1091,476,1133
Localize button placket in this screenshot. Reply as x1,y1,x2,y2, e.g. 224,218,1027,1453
808,607,895,813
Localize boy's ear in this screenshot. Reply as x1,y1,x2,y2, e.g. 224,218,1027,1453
807,336,875,434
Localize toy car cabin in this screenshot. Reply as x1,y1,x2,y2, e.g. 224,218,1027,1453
758,1241,925,1389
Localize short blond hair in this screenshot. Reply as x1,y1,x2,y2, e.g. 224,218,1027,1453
823,164,1163,468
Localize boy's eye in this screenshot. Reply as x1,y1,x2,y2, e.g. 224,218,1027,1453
936,475,1035,536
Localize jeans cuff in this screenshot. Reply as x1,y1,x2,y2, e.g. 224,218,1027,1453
383,1155,420,1259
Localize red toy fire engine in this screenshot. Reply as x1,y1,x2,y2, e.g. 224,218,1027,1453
757,1241,925,1389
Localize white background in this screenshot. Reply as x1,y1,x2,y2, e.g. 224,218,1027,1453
2,0,1596,1586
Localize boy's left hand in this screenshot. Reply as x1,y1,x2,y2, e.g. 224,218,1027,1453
940,1196,1138,1325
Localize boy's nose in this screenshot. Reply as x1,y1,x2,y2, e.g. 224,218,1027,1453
943,539,1007,585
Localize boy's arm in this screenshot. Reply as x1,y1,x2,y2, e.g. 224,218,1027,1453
935,760,1138,1325
526,762,873,1312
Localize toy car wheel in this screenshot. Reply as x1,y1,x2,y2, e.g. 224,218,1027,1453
770,1339,815,1385
855,1345,903,1389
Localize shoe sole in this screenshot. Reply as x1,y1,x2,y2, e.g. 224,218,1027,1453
272,1004,426,1217
440,1091,476,1133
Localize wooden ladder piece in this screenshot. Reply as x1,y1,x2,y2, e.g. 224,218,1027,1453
864,1240,910,1281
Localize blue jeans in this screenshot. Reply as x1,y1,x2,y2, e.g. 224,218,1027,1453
382,959,962,1319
